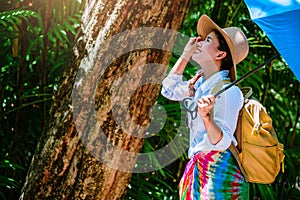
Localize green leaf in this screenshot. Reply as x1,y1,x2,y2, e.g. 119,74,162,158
63,21,76,35
52,26,64,42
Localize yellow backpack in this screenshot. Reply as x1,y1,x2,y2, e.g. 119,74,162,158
212,81,285,184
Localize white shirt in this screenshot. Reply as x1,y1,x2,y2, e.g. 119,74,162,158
161,70,243,158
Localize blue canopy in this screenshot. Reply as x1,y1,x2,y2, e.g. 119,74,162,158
244,0,300,80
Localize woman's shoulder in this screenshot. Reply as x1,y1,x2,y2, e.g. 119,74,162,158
220,84,244,101
214,84,244,110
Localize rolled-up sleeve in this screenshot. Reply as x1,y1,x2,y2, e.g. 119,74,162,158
212,85,243,150
161,74,189,101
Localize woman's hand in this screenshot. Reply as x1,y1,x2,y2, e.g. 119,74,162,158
182,37,201,60
197,95,215,119
170,37,201,75
197,95,223,145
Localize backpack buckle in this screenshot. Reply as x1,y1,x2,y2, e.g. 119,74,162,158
251,122,261,135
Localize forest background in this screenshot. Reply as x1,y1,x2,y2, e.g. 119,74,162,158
0,0,299,199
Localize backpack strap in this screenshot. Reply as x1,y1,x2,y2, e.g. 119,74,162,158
211,80,250,182
240,87,252,100
188,71,204,97
211,79,231,94
229,144,249,182
210,79,231,119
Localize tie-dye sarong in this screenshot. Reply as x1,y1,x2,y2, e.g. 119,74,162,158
179,149,249,200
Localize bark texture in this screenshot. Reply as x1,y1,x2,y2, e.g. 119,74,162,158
20,0,191,199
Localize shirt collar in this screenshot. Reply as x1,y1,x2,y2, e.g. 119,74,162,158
195,70,230,94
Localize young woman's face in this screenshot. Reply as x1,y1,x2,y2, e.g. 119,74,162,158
192,31,221,65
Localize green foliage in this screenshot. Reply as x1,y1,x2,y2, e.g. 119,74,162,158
0,9,42,28
0,160,25,200
0,0,85,199
128,169,178,200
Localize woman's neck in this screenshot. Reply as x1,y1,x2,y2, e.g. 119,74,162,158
202,63,220,80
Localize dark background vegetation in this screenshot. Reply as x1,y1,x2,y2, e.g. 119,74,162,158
1,0,299,199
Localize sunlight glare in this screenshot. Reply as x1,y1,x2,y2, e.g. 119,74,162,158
270,0,291,5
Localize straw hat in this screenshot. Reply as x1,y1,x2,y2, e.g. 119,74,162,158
197,15,249,81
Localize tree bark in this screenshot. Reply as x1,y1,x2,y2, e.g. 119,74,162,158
20,0,191,199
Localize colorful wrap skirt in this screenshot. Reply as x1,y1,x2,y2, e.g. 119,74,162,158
179,149,249,200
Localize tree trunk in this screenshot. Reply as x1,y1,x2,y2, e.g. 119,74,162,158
20,0,191,199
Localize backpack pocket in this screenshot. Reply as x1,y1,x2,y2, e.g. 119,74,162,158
240,142,284,184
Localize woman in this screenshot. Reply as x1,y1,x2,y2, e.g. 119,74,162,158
161,15,249,199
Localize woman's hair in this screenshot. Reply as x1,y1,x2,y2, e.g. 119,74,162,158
212,29,234,70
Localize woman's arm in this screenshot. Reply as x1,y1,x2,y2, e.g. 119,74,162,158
197,86,243,147
161,37,199,101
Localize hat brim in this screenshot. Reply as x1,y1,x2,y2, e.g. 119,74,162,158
197,15,236,81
